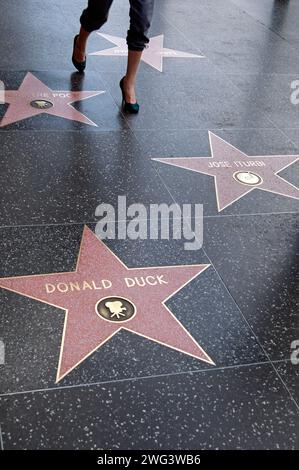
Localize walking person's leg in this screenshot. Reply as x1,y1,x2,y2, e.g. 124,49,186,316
121,0,155,105
72,0,114,71
73,0,155,113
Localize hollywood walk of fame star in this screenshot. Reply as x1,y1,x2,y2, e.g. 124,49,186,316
89,33,204,72
0,227,214,382
153,132,299,211
0,72,105,127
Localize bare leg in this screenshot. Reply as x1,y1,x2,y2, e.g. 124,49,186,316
74,27,90,62
123,50,143,104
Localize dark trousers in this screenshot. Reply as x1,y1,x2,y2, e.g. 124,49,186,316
80,0,155,51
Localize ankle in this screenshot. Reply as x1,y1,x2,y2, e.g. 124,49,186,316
124,76,135,89
76,41,86,54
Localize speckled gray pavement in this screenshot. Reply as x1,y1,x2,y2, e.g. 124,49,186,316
0,0,298,450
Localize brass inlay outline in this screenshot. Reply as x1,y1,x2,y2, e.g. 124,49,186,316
152,131,299,212
0,226,215,383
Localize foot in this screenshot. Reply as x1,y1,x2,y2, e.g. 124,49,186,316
122,76,137,104
73,36,86,62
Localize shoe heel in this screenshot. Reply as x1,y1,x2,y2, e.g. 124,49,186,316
119,77,140,114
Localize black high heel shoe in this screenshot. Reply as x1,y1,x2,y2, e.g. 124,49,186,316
72,34,86,73
119,77,139,114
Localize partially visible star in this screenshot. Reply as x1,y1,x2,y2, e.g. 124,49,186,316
0,226,214,382
89,33,204,72
0,72,105,127
153,132,299,211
